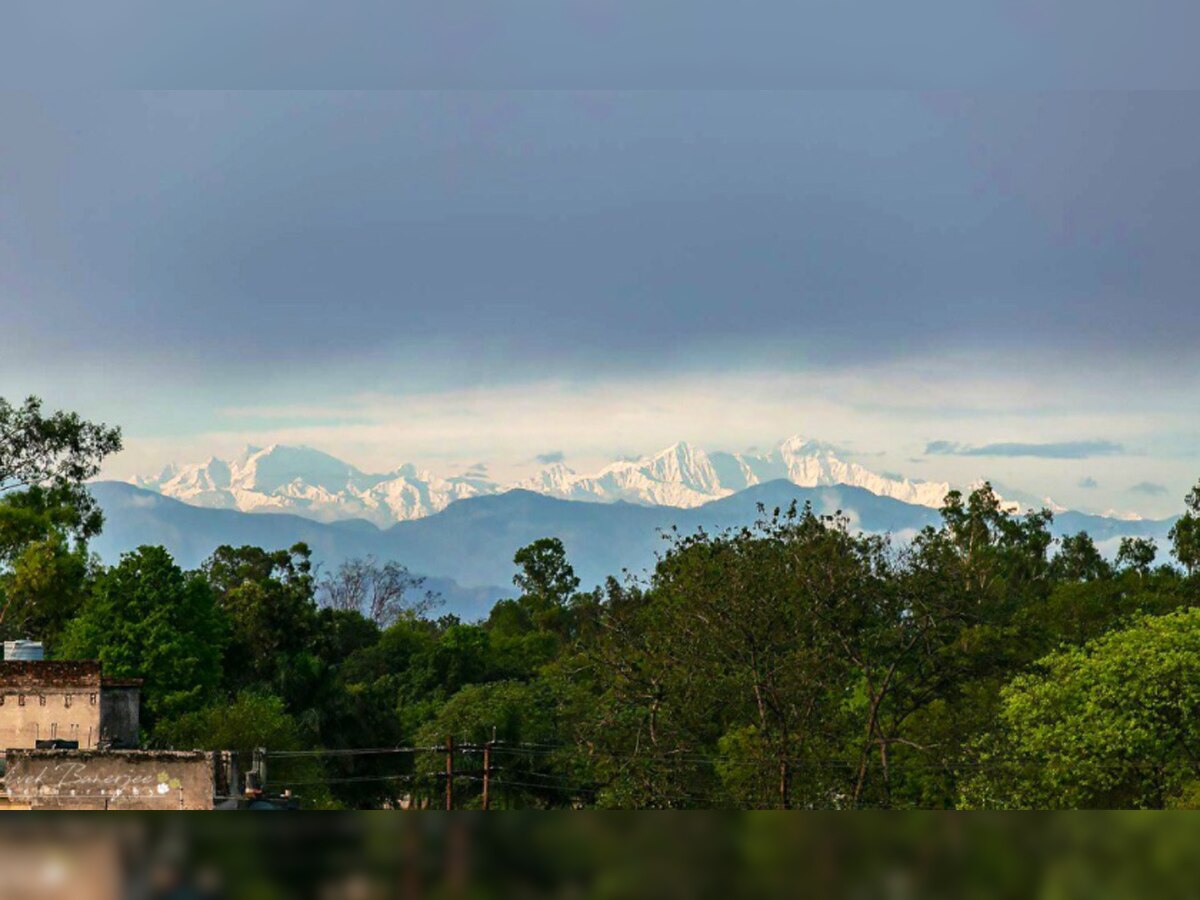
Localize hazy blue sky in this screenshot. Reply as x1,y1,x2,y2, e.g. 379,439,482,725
1,13,1198,515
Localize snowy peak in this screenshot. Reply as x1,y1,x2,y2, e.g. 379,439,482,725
132,436,955,525
769,438,949,508
516,437,950,512
515,463,580,496
132,444,496,526
643,441,724,494
235,444,369,494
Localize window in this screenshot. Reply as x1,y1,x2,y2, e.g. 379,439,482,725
17,694,24,707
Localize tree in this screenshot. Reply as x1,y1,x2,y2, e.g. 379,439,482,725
934,483,1055,601
316,556,438,627
1116,537,1157,576
1169,481,1200,575
59,546,226,726
414,680,569,808
0,396,122,541
0,525,89,645
963,608,1200,809
157,691,333,807
1051,532,1112,582
201,544,318,697
512,538,580,634
0,397,122,639
585,505,889,809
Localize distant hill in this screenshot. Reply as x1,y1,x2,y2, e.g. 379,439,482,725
126,436,951,527
88,480,1178,620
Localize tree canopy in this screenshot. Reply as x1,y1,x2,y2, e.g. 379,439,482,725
9,398,1200,808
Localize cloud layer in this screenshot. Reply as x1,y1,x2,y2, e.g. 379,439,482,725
925,440,1125,459
3,93,1198,522
1130,482,1169,497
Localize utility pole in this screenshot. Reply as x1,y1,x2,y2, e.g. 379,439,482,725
481,740,493,811
444,736,454,811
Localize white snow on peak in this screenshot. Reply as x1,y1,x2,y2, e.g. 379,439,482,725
456,437,948,514
132,436,956,526
133,444,500,527
513,442,726,508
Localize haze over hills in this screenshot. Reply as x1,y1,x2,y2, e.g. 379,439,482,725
89,479,1178,620
108,433,1181,620
132,436,952,527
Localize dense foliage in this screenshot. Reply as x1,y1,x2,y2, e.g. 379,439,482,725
4,396,1200,808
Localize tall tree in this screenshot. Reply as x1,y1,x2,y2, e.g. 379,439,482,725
1116,536,1158,576
316,556,438,627
1169,481,1200,576
200,543,318,698
0,396,121,640
963,608,1200,809
1051,532,1112,582
511,537,580,635
0,395,122,540
59,546,226,726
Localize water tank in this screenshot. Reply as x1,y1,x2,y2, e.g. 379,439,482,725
4,640,44,661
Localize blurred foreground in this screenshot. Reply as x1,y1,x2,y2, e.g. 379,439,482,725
0,814,1195,900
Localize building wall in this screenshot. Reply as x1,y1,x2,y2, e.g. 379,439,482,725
99,686,140,748
0,662,103,750
3,750,217,810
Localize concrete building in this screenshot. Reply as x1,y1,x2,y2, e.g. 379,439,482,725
0,659,141,750
0,643,251,809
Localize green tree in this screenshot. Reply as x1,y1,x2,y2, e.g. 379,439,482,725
1169,481,1200,575
0,501,90,644
963,608,1200,809
59,545,226,725
157,691,333,807
934,483,1055,601
0,396,122,641
511,537,580,635
0,395,122,540
585,506,901,808
484,538,587,678
1051,532,1112,582
1116,536,1157,576
414,680,569,808
201,543,318,697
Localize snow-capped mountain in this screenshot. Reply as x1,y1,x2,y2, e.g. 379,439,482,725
130,436,954,526
513,442,729,508
514,438,950,510
133,444,499,527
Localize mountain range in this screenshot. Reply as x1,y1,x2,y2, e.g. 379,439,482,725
132,437,952,527
89,479,1178,620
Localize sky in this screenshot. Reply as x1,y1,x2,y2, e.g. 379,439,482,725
2,11,1199,518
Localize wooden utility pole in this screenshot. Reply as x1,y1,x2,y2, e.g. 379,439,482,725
444,736,454,811
481,741,493,811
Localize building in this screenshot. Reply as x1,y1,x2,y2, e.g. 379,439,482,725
0,642,258,809
0,643,141,750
